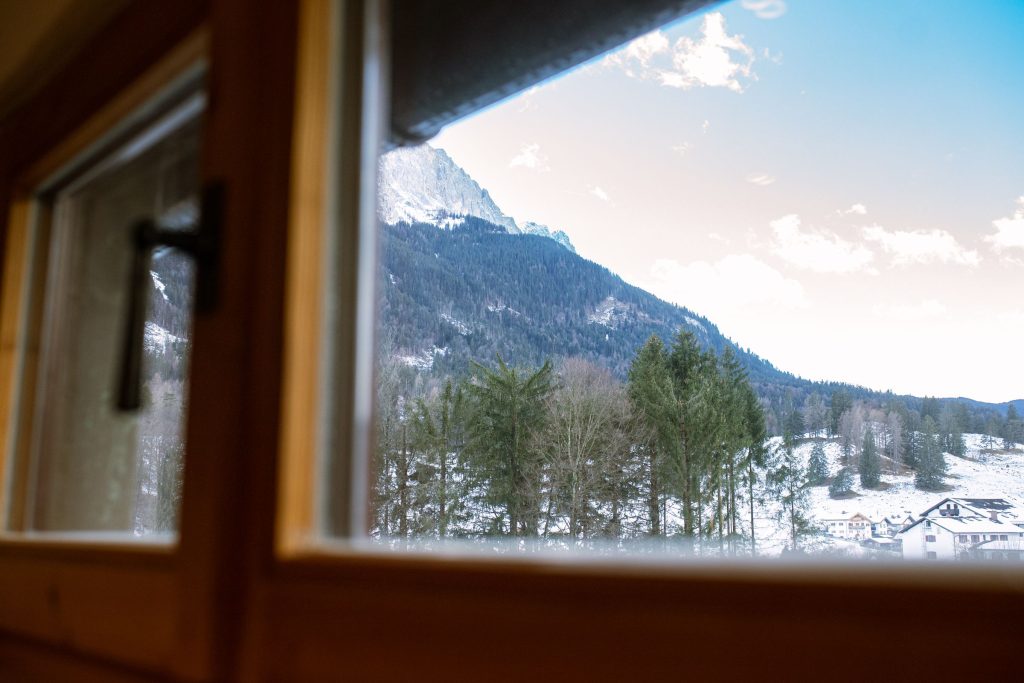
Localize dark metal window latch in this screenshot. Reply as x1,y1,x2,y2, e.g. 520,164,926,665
117,182,224,411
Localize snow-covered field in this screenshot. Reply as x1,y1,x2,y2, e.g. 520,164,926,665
750,433,1024,557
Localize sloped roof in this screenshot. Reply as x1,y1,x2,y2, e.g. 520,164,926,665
900,516,1019,536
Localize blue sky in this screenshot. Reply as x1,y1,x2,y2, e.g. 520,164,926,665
432,0,1024,403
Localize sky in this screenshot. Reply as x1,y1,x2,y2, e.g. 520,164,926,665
430,0,1024,404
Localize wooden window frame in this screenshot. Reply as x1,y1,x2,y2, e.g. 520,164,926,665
263,1,1024,680
0,1,1020,680
0,0,302,679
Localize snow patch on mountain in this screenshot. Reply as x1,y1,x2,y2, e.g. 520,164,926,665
441,313,472,336
398,345,449,371
683,315,707,334
486,303,522,317
588,296,628,328
144,321,181,354
150,271,169,301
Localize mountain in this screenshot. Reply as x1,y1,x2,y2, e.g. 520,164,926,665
378,144,576,252
376,145,1018,431
519,221,575,253
379,216,805,420
378,144,520,232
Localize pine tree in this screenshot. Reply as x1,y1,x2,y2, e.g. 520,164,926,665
915,416,947,491
627,335,677,536
859,428,881,488
668,330,717,538
1003,404,1022,450
829,466,855,498
741,383,768,556
466,355,554,536
807,441,829,486
769,442,811,550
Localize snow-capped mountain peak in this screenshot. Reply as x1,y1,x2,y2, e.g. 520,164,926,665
378,144,575,252
378,145,518,232
520,221,576,253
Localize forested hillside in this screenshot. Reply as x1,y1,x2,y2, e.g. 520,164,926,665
378,217,1016,433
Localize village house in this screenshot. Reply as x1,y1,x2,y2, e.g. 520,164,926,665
872,514,912,538
822,513,873,540
898,498,1024,560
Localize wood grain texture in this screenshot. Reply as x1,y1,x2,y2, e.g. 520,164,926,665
0,543,175,676
277,0,335,555
249,553,1024,681
0,1,207,679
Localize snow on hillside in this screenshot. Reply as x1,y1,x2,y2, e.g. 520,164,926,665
587,296,626,328
749,433,1024,556
144,321,182,354
398,345,449,372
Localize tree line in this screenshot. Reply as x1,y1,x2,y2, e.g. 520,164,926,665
372,330,769,552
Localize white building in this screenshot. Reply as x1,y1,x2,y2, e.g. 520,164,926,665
822,513,873,540
872,515,912,538
898,498,1024,560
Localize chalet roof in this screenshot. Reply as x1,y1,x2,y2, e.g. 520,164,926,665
899,516,1021,536
921,497,1024,521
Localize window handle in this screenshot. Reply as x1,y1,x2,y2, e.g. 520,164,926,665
117,182,224,411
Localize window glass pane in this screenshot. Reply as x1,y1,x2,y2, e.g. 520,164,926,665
27,95,202,535
338,0,1024,561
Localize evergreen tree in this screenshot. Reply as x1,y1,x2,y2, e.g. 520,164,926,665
668,330,718,538
466,355,554,536
1003,404,1022,450
828,466,855,498
627,335,677,536
741,384,768,556
807,441,829,486
915,416,947,491
769,442,812,550
829,389,852,437
859,428,881,488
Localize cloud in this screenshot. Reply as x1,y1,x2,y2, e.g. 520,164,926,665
770,214,874,273
746,173,776,186
671,142,692,157
842,203,867,215
702,119,711,134
604,13,755,93
984,196,1024,252
648,254,807,315
508,143,550,171
872,299,948,320
863,225,980,266
589,186,610,202
741,0,787,19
